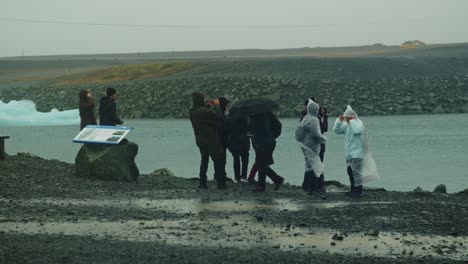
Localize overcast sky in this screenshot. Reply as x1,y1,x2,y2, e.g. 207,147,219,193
1,0,467,57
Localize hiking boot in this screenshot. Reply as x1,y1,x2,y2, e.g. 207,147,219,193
252,185,265,193
235,177,241,182
225,177,234,183
345,186,362,197
274,176,285,191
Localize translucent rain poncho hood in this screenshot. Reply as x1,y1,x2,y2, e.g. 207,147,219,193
295,100,327,176
333,105,379,184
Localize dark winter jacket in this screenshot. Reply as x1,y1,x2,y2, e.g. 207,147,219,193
189,92,223,151
98,96,123,126
226,116,250,155
250,112,281,148
79,98,97,130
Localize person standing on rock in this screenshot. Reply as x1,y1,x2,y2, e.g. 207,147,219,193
299,97,328,191
333,105,379,197
79,89,97,130
226,115,250,182
250,111,284,193
99,87,123,126
189,92,228,189
295,99,327,194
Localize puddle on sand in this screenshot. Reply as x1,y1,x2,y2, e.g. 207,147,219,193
1,217,466,260
0,198,303,214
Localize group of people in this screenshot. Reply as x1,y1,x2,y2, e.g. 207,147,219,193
189,92,378,196
78,87,377,196
78,87,123,130
189,92,284,192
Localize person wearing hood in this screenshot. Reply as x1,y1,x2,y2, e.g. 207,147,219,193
189,92,228,189
79,89,97,130
299,96,328,190
333,105,367,197
250,111,284,193
295,99,327,193
98,87,123,126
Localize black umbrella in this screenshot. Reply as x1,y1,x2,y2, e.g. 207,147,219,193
229,97,280,118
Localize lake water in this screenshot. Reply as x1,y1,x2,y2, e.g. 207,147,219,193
1,114,467,192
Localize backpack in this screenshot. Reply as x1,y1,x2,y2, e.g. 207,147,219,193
269,112,282,138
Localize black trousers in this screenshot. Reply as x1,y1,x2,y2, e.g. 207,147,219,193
232,151,249,180
255,143,281,186
319,143,326,162
199,147,226,186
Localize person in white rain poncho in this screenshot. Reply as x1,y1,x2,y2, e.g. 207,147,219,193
333,105,379,197
295,99,327,193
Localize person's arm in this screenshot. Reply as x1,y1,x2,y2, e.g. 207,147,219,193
321,108,328,133
333,117,347,134
313,119,327,144
348,119,364,134
111,102,123,125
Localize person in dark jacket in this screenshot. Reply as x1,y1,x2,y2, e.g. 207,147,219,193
189,92,228,189
226,116,250,181
250,111,284,193
99,87,123,126
79,89,97,130
299,97,328,191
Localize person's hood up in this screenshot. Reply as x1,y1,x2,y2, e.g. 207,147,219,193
99,96,113,106
343,105,358,118
192,92,205,107
307,99,320,116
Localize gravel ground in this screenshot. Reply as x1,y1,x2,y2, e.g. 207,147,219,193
1,153,467,263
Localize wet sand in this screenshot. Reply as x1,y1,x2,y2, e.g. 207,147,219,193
0,153,467,263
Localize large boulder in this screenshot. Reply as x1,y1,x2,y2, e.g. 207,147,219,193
75,141,139,182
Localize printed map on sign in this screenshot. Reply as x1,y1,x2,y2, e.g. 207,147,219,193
73,125,131,144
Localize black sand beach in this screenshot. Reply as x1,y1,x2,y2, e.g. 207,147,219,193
1,153,467,263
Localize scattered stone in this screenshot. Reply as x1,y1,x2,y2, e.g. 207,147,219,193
366,229,380,237
332,233,344,241
433,184,447,194
150,168,176,177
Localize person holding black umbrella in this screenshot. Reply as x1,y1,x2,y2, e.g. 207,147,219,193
250,111,284,193
189,92,228,189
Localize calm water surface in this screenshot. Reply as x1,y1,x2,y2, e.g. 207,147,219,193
1,114,467,192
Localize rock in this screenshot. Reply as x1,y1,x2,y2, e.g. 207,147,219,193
150,168,175,177
365,229,380,237
433,184,447,194
75,141,139,182
332,233,344,241
458,188,468,195
432,105,445,114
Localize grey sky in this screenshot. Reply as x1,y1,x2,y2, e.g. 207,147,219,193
1,0,467,57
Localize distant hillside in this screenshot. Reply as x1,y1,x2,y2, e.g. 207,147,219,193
2,42,468,61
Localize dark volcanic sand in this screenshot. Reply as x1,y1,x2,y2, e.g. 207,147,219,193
0,153,467,263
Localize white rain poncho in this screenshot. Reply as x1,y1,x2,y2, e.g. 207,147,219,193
295,100,327,176
333,105,379,185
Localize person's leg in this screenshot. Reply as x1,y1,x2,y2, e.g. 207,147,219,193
253,147,267,192
319,144,326,162
198,149,209,188
346,159,363,196
241,151,249,179
232,154,241,181
248,163,258,182
212,153,228,189
347,163,355,191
